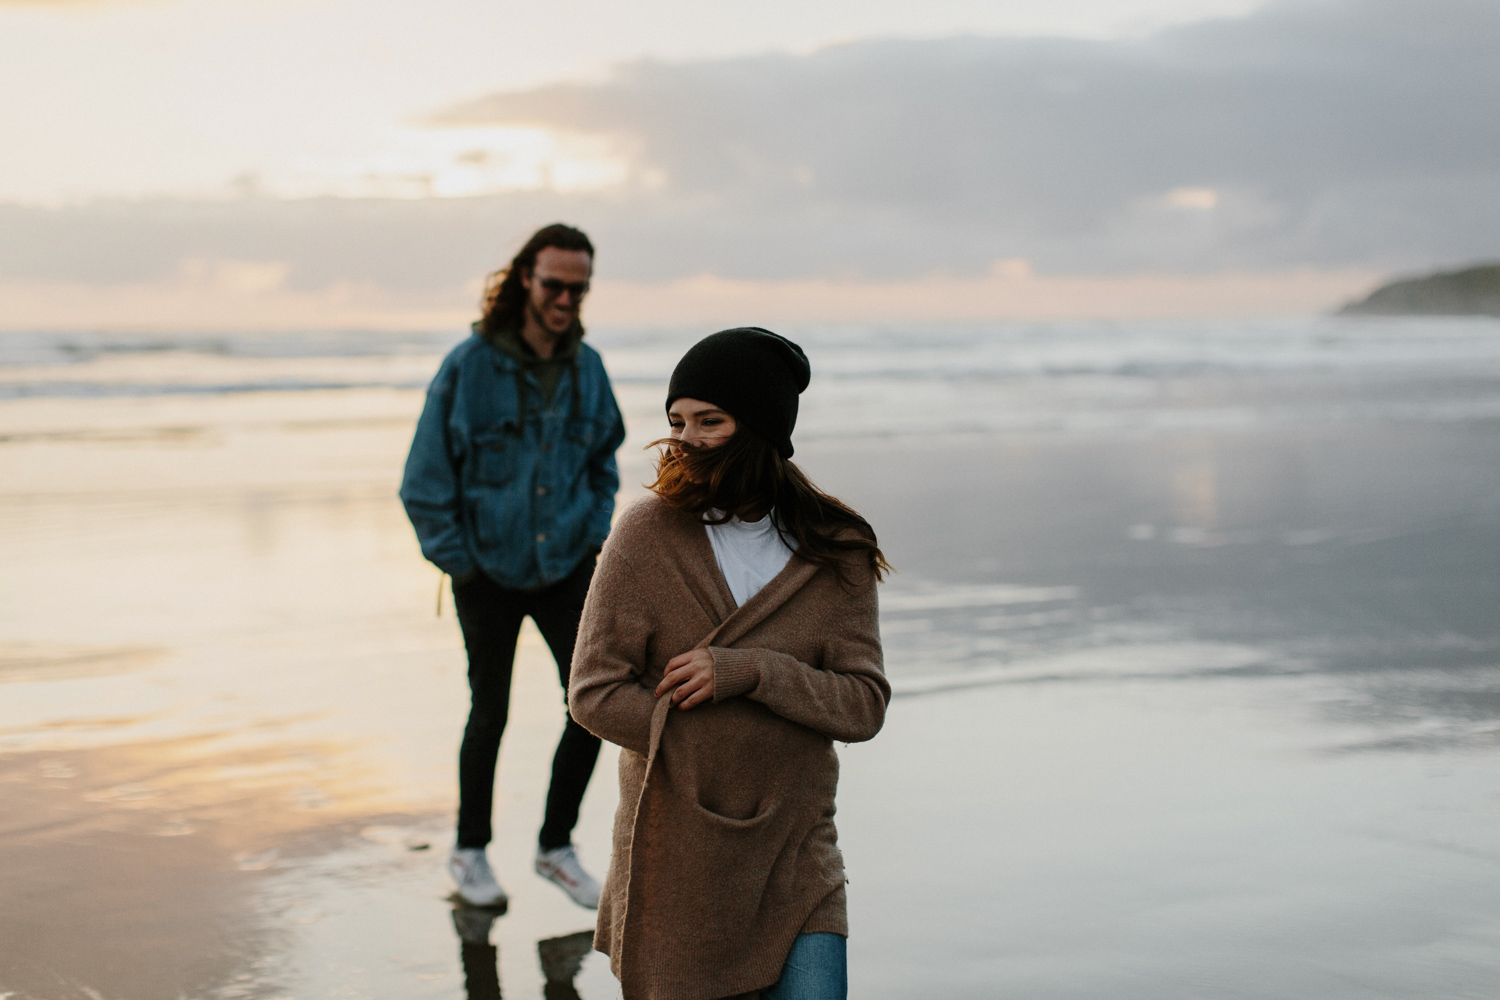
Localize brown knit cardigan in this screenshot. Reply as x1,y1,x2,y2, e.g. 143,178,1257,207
569,495,889,1000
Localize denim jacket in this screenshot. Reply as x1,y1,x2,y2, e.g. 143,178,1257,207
400,332,626,590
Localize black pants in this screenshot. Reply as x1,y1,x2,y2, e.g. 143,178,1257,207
452,557,602,851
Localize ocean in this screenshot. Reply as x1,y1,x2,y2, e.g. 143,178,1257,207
3,316,1499,998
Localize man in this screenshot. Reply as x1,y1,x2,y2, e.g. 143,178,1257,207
401,223,625,910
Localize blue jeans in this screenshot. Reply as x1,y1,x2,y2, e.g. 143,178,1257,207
761,933,847,1000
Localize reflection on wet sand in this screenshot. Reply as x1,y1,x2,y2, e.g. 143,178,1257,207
1,757,258,999
0,386,623,998
449,909,595,1000
453,908,503,1000
0,736,420,1000
538,930,598,1000
0,643,165,684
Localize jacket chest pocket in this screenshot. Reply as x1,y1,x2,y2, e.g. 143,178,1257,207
563,415,600,455
471,426,520,486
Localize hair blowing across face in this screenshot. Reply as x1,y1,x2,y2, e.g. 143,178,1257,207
649,429,892,586
479,223,595,335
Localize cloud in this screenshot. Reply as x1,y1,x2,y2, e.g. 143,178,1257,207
0,0,1494,321
432,0,1500,278
260,126,629,201
0,195,561,291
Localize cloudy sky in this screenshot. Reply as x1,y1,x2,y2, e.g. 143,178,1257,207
1,0,1495,329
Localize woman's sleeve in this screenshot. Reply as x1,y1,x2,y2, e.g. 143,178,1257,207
568,543,658,755
708,572,889,744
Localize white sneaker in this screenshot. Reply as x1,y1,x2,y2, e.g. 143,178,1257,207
449,847,508,909
535,844,602,909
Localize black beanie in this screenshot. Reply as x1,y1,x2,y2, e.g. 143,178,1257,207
666,327,811,458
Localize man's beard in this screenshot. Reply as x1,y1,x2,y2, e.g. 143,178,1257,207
528,298,573,336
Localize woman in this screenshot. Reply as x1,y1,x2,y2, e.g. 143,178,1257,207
570,327,891,1000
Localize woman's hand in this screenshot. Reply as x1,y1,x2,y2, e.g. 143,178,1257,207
654,648,715,710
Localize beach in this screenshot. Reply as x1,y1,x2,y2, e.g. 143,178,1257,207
3,318,1500,998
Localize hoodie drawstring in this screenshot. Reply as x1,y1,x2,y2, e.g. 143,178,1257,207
509,346,579,434
514,367,530,433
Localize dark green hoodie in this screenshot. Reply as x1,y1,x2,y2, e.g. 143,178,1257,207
479,319,584,432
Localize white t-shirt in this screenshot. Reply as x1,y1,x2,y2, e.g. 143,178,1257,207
704,510,796,607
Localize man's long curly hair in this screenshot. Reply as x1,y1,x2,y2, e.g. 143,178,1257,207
649,428,892,586
478,223,595,336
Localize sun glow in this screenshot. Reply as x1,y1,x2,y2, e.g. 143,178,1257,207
262,126,628,200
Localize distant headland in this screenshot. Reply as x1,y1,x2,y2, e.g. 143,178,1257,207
1338,263,1500,316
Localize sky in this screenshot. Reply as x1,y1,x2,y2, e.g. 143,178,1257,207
1,0,1494,329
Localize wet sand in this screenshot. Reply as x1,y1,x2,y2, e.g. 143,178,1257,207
1,389,626,999
816,427,1500,997
3,325,1500,998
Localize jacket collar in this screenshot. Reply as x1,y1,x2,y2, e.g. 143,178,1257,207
684,513,823,647
477,319,583,373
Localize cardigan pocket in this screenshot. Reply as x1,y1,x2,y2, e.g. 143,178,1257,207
690,796,776,828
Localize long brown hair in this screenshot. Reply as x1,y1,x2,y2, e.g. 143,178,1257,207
649,429,892,586
479,223,595,335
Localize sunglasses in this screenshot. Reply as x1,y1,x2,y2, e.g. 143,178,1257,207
537,277,591,298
